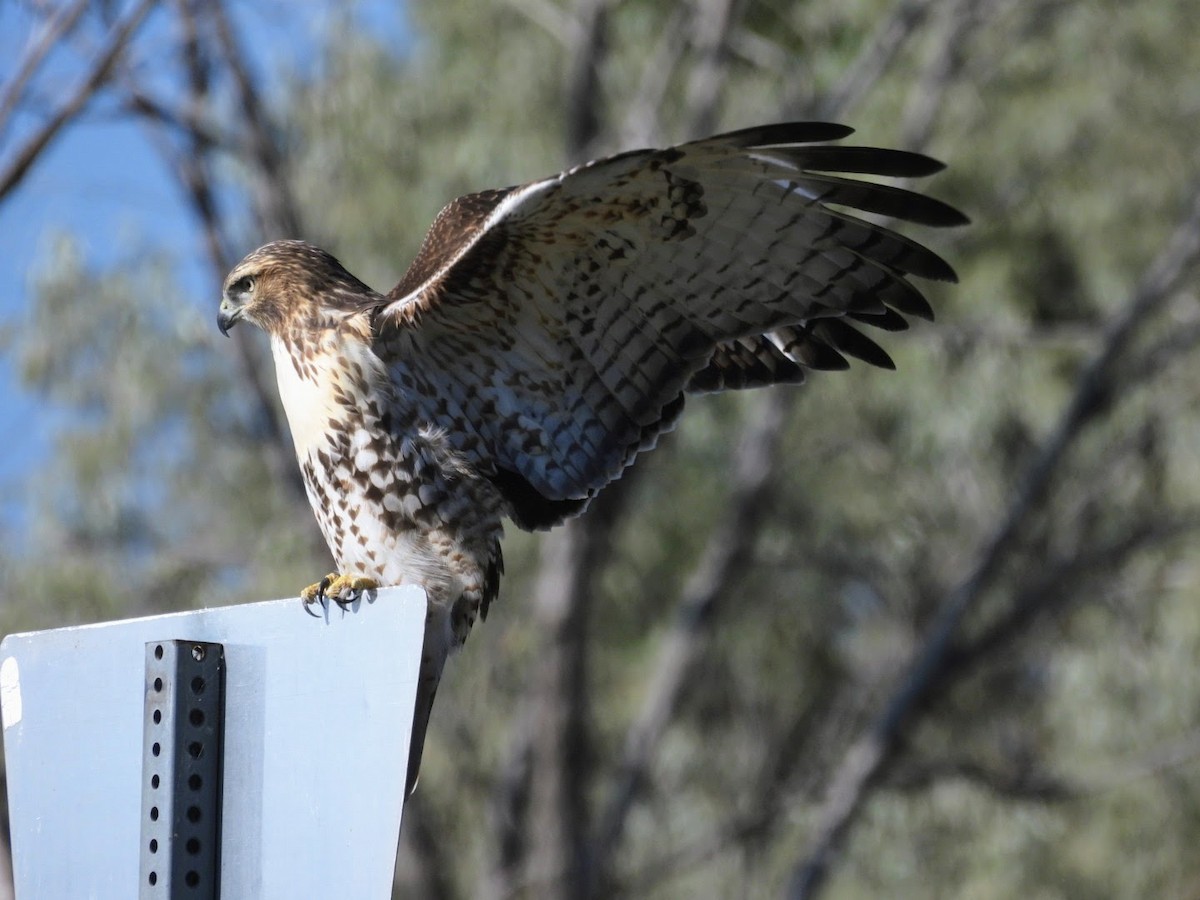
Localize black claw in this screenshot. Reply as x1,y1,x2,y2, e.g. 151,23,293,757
316,574,334,602
333,590,358,610
303,599,321,618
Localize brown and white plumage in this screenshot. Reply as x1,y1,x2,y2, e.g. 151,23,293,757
216,122,965,792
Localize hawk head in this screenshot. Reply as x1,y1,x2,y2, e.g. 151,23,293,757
218,240,379,337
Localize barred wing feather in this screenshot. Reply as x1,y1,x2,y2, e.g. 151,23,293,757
373,122,965,527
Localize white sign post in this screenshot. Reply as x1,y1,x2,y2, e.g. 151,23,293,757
1,586,426,899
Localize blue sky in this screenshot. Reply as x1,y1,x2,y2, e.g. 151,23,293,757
0,1,410,530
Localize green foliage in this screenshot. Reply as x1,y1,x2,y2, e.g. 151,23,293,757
4,0,1200,896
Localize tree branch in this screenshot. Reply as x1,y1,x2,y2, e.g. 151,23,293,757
617,5,690,147
946,514,1200,674
787,183,1200,900
0,0,91,141
0,0,159,204
592,391,792,884
205,0,304,237
1120,317,1200,391
122,85,238,154
124,0,306,503
393,791,456,900
682,0,743,138
492,479,636,900
563,0,611,164
900,0,1009,149
807,0,939,121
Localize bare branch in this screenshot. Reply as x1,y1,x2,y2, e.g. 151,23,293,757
488,387,775,900
624,811,773,897
205,0,304,237
900,0,1013,149
163,0,227,272
635,680,1200,899
726,28,791,74
617,6,690,148
592,390,792,882
682,0,743,137
622,687,851,899
124,0,306,503
947,515,1200,673
393,791,456,900
522,525,598,898
807,0,939,121
0,0,90,140
563,0,611,164
0,0,159,204
122,86,238,154
1120,317,1200,390
486,710,535,897
487,479,637,900
787,184,1200,900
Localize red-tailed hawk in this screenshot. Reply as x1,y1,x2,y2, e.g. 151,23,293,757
216,122,965,792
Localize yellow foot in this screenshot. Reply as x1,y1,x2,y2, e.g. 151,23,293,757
300,573,380,613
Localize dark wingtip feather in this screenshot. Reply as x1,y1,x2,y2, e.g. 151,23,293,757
798,175,968,231
780,328,852,371
708,121,855,148
795,146,948,178
910,250,959,284
921,254,959,285
928,203,970,228
887,285,937,321
812,319,897,370
879,188,968,229
804,344,852,370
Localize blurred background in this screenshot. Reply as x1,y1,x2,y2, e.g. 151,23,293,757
2,1,1199,897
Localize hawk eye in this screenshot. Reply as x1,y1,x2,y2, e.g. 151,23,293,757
233,275,254,294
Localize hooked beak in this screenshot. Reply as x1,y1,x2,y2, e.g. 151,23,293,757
217,297,243,337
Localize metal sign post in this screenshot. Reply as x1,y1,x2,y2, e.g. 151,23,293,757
141,640,227,899
1,586,426,899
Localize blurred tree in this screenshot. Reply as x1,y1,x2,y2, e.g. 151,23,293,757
1,0,1199,898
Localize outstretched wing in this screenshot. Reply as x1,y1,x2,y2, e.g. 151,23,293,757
372,122,966,529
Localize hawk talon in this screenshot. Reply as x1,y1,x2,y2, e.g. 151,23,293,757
300,573,379,612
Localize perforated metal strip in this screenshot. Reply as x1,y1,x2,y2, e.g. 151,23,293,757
140,640,226,899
